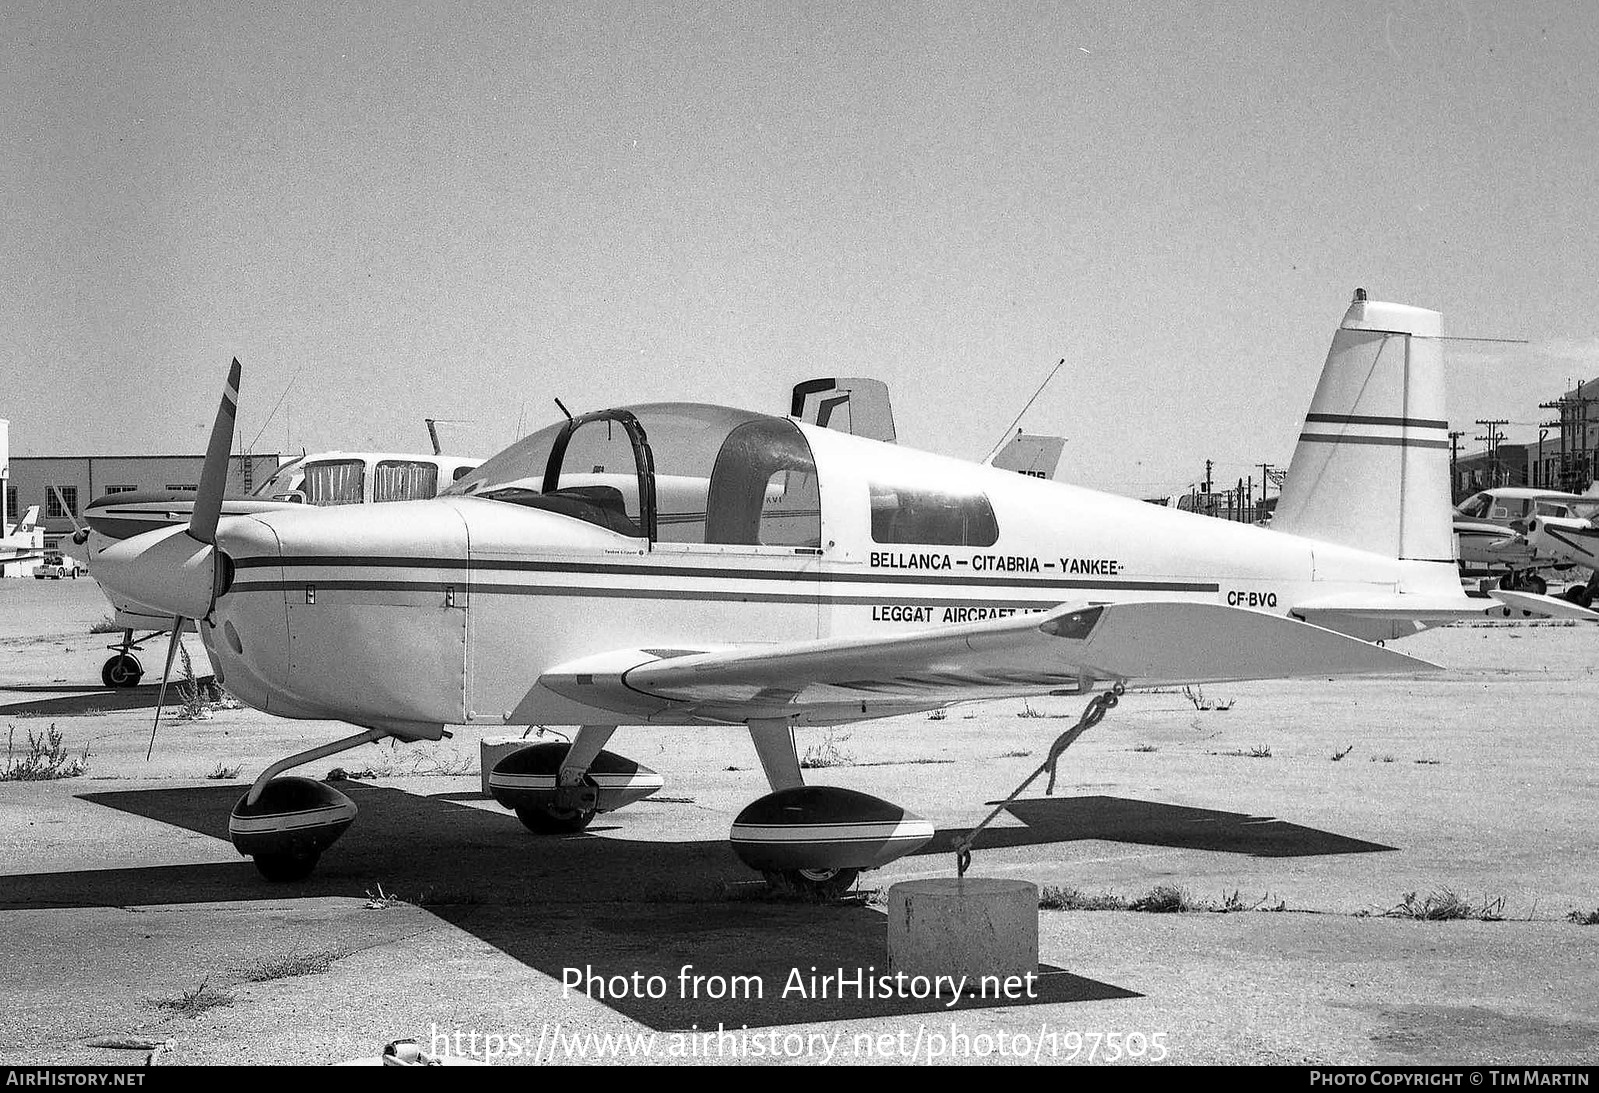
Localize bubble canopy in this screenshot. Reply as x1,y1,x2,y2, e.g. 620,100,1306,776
443,403,823,548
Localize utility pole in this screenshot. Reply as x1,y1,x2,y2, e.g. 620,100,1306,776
1447,430,1465,497
1474,420,1509,488
1540,389,1599,491
1256,463,1274,504
1204,459,1213,495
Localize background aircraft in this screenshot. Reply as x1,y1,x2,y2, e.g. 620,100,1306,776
1452,485,1597,594
80,450,480,686
89,292,1596,895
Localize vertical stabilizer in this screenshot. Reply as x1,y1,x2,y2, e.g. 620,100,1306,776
791,378,897,443
1272,290,1453,561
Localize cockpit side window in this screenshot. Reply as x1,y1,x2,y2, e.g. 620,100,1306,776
868,483,999,546
373,460,440,502
301,460,365,506
705,419,822,547
1457,493,1492,519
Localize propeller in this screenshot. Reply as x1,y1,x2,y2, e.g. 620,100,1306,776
49,486,90,546
145,358,242,760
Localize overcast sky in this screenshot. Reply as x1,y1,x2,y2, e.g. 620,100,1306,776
4,0,1597,496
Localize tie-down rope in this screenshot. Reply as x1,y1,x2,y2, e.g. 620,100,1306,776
953,681,1126,878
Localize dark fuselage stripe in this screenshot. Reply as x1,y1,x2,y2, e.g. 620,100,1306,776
229,555,1219,593
228,580,1082,609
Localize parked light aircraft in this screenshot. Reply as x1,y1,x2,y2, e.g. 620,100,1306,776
1522,494,1599,606
0,505,46,570
1452,486,1597,594
78,379,909,688
80,451,481,686
89,292,1598,894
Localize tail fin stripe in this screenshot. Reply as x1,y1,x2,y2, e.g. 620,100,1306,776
1297,434,1450,449
1305,412,1448,429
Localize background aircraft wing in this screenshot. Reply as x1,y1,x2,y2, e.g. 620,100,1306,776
539,600,1436,723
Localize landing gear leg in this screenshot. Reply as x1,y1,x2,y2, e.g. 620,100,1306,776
100,629,146,688
513,725,614,834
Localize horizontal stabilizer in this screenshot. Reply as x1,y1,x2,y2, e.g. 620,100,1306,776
541,600,1437,723
1293,588,1599,639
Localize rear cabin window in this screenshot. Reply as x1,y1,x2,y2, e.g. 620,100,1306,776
869,483,998,546
373,460,439,502
301,460,365,505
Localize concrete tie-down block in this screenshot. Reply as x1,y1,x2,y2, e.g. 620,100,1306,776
886,878,1039,991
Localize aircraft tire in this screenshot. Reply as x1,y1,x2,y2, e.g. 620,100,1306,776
514,803,596,834
252,851,320,882
761,867,861,900
101,654,143,689
1523,574,1547,596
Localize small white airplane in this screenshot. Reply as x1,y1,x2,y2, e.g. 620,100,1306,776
1522,492,1599,606
0,505,46,570
90,291,1597,894
78,451,481,687
1452,485,1597,594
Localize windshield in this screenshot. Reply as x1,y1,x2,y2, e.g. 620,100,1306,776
447,403,822,546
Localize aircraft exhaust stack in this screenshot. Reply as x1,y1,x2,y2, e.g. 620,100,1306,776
1272,291,1454,563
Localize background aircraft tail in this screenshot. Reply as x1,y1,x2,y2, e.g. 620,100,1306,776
791,378,897,443
988,431,1066,479
1272,289,1453,562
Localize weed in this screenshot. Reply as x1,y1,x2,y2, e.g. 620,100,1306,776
1128,885,1199,913
998,749,1032,758
927,708,948,721
88,615,123,635
206,762,242,780
1414,758,1442,766
1184,685,1235,712
151,980,233,1017
1017,701,1046,719
799,729,855,769
1038,886,1130,911
242,947,346,982
1214,744,1272,759
364,882,406,909
1370,754,1397,764
1566,907,1599,926
1131,743,1159,753
1331,745,1354,761
173,647,240,721
1383,889,1505,922
2,724,89,781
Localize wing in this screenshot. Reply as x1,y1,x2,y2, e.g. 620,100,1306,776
540,600,1437,724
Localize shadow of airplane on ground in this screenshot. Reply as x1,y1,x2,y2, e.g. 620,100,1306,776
918,795,1397,859
0,784,1393,1029
0,677,219,717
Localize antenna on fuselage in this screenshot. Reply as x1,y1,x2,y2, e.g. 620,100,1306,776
554,398,574,421
981,357,1066,464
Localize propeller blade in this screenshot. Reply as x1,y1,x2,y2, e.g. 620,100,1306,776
147,617,186,761
189,358,242,546
49,486,86,536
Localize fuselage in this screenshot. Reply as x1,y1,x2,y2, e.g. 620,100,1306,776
193,404,1457,739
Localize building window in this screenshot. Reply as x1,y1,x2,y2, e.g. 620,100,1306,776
4,486,17,521
164,483,199,492
104,485,137,495
46,486,78,519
